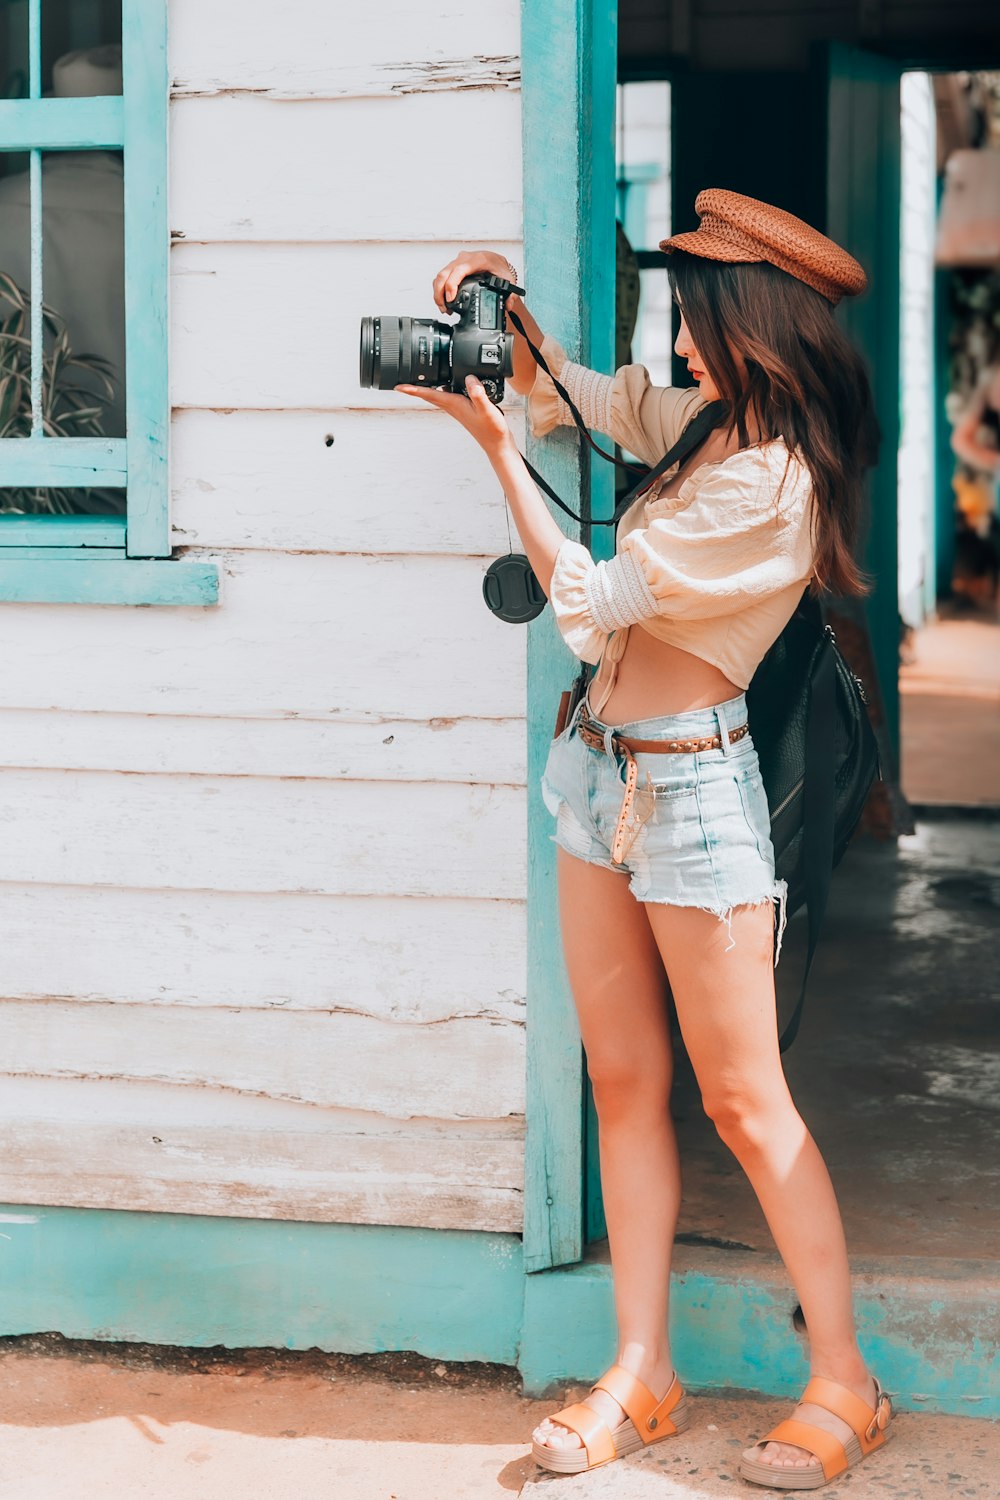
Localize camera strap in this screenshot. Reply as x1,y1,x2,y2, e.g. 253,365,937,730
483,302,725,622
504,304,726,528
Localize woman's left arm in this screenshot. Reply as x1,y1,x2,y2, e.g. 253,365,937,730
397,373,569,595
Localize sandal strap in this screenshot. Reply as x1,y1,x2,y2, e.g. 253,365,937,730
802,1375,892,1451
545,1400,616,1467
591,1362,683,1442
760,1418,849,1481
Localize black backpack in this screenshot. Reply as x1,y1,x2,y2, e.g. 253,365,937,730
504,333,881,1051
746,592,880,1050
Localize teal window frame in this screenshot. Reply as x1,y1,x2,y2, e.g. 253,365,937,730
0,1,217,605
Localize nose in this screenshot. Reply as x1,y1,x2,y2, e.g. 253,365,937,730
674,316,691,359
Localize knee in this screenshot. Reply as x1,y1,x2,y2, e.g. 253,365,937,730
587,1055,672,1124
701,1081,798,1155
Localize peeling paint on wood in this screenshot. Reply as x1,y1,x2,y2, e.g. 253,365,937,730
171,55,521,100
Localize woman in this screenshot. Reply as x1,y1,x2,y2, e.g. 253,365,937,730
398,189,893,1490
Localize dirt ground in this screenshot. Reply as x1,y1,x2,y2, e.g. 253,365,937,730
0,1334,996,1500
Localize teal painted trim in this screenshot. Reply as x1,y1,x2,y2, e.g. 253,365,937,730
0,97,125,151
521,0,618,1274
0,437,127,488
616,161,660,259
826,44,902,763
581,1,618,1250
122,1,170,558
29,146,43,432
28,0,40,99
521,0,586,1276
0,1205,524,1366
519,1248,1000,1416
0,557,219,604
0,514,125,548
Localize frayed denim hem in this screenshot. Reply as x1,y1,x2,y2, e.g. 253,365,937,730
638,878,788,965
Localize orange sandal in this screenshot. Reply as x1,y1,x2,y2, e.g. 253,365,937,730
531,1361,689,1475
740,1374,893,1489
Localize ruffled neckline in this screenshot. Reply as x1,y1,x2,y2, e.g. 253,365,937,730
642,437,798,515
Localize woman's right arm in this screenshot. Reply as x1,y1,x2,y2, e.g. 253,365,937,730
431,250,705,464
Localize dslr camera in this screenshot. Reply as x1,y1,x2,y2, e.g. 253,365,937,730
359,272,523,405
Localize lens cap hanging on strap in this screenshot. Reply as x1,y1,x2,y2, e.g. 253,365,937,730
481,400,726,624
482,553,547,623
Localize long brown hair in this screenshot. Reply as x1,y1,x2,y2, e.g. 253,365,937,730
666,250,880,597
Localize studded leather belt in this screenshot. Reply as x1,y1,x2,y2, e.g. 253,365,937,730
574,712,751,866
576,713,750,758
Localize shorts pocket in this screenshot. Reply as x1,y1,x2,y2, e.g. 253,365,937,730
540,728,587,819
735,764,774,861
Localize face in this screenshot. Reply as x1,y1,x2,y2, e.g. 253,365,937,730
673,308,723,402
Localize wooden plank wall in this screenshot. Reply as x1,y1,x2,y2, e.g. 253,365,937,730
0,0,529,1234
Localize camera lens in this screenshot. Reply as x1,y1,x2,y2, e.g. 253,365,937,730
358,315,451,390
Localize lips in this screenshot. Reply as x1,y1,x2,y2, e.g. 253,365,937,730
688,368,704,380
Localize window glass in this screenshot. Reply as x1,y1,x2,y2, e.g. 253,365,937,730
0,0,125,517
615,80,673,388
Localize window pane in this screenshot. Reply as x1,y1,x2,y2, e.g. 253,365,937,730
616,80,671,252
634,267,673,390
1,1,125,517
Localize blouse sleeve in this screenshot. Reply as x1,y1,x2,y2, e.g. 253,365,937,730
548,448,815,661
526,335,707,466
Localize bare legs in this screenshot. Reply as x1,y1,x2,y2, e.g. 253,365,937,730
531,850,681,1454
532,853,876,1471
642,900,876,1470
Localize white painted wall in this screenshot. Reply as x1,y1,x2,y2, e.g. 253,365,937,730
898,70,937,629
0,0,530,1233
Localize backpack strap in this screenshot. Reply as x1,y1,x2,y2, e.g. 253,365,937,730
608,400,728,527
777,631,837,1054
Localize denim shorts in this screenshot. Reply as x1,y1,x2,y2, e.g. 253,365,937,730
541,692,787,958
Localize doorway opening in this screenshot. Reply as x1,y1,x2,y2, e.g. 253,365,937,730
899,70,1000,810
579,7,1000,1287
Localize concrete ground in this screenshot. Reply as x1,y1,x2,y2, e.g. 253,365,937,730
899,609,1000,807
0,1335,996,1500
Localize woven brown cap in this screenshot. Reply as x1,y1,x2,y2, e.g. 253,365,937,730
660,188,867,303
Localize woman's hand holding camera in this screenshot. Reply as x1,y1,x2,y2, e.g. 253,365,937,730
396,370,514,459
431,249,518,314
398,249,538,458
397,251,564,596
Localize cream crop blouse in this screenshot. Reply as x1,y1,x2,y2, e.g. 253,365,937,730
527,336,818,709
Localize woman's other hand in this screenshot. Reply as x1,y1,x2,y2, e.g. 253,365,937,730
432,250,518,313
431,251,544,395
396,374,513,459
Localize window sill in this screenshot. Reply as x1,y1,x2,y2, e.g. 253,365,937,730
0,555,220,605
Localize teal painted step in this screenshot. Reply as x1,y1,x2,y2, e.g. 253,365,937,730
520,1243,999,1418
2,1207,993,1417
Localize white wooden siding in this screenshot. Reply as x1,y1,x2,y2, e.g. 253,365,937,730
0,0,530,1232
168,0,520,100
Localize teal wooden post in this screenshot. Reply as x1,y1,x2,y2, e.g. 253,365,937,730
122,1,170,557
826,44,902,759
521,0,617,1273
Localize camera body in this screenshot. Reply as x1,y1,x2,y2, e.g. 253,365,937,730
359,272,522,405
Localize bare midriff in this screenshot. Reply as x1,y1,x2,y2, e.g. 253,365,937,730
594,630,741,725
